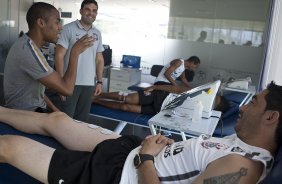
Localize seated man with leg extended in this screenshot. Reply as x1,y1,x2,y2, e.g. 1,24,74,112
93,85,230,115
0,81,281,184
4,2,94,113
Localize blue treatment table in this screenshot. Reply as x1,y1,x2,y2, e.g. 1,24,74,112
90,104,153,133
2,90,281,184
0,95,282,184
90,91,246,137
0,123,65,184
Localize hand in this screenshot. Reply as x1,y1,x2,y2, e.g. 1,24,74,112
139,134,174,156
144,86,155,92
71,34,94,54
59,95,66,101
143,86,155,96
93,84,102,96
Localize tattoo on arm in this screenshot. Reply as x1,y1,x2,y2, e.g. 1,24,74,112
203,168,248,184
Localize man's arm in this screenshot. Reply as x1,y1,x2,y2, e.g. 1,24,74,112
39,35,94,96
145,85,190,94
54,45,67,77
137,134,174,184
163,59,182,86
138,161,160,184
179,72,191,88
54,44,67,101
193,154,264,184
44,95,60,112
93,52,104,96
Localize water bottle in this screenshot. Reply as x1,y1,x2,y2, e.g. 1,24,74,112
192,100,203,122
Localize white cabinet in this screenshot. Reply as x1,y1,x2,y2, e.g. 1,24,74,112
108,67,141,92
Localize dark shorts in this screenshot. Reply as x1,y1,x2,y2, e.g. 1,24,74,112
138,90,169,115
35,107,51,113
48,135,142,184
154,81,172,85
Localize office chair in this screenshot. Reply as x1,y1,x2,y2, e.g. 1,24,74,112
150,65,164,77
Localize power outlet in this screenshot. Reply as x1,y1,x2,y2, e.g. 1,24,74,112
141,66,152,75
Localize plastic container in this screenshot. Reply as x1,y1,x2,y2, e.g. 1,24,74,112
192,100,203,122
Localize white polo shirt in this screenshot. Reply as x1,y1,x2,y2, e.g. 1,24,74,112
57,20,104,86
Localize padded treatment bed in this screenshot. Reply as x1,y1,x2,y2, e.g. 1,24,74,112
90,104,153,133
0,91,281,183
213,92,247,137
0,123,65,184
0,95,282,184
90,91,247,137
0,118,281,184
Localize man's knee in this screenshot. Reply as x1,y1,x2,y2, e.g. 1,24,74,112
47,112,69,123
42,112,72,135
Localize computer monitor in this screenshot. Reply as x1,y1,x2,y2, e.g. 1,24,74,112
121,55,141,68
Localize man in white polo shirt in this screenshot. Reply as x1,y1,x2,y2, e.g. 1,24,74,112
55,0,104,121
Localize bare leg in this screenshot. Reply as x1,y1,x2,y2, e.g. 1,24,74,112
94,91,140,104
93,99,142,113
0,135,54,183
0,106,120,151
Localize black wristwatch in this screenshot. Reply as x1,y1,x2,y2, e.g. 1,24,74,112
133,153,154,168
96,80,103,85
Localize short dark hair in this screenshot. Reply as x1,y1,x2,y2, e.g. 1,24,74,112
26,2,57,29
265,81,282,147
186,56,200,65
214,95,230,113
81,0,98,9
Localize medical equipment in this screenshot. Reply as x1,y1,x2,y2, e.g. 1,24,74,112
225,77,251,90
161,80,221,118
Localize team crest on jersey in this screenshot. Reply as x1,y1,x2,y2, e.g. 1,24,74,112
201,141,227,150
91,33,99,41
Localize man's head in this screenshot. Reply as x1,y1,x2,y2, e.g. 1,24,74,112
26,2,62,43
214,95,230,113
200,31,207,39
236,81,282,147
80,0,98,26
265,82,282,147
184,56,200,71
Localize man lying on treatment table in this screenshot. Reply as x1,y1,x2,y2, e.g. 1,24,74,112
93,84,230,115
0,81,280,184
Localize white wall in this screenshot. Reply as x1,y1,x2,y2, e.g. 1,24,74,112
19,0,33,32
14,0,275,88
163,39,264,87
262,0,282,88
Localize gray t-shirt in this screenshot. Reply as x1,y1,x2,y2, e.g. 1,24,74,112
4,34,54,111
57,20,104,86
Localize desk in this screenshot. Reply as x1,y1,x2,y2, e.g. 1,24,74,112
221,85,256,106
148,109,221,140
